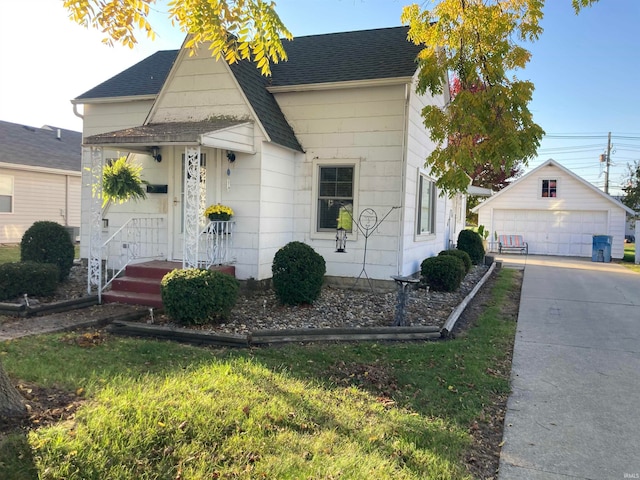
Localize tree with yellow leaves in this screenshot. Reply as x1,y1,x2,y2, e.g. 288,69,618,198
63,0,291,75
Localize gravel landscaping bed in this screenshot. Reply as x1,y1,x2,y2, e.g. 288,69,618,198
0,262,490,338
150,264,490,334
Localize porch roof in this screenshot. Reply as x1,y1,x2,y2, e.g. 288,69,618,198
83,119,252,151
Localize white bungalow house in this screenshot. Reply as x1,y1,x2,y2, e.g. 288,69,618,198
0,120,81,243
73,27,467,305
473,159,635,259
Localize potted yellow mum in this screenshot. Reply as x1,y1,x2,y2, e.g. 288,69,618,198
204,203,234,221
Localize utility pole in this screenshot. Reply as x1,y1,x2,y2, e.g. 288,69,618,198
605,131,612,194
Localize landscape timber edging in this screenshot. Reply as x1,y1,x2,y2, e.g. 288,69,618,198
440,262,497,338
107,263,498,347
107,321,442,347
0,295,100,318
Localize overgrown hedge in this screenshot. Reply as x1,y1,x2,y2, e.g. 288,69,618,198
0,262,59,301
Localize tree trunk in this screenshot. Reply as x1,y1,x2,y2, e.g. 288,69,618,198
0,360,25,418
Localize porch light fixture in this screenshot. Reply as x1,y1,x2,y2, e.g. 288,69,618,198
151,146,162,162
335,227,347,253
226,150,236,162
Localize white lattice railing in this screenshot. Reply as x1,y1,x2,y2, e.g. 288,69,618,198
100,217,166,293
199,220,235,269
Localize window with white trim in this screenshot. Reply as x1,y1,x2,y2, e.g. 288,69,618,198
417,174,436,235
0,176,13,213
317,165,354,232
541,179,557,197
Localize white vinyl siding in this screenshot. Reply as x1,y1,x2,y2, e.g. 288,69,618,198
151,46,252,123
0,169,80,243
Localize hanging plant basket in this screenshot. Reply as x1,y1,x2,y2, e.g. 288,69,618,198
101,156,148,206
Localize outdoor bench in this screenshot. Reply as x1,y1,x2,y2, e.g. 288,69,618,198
498,235,528,254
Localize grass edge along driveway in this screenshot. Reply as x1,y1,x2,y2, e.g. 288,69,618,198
1,269,518,479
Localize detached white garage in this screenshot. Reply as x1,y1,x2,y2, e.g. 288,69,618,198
473,159,635,259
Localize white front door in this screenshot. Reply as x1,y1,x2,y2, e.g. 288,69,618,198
171,149,214,260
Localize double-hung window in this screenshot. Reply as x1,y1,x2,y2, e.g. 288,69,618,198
417,174,436,235
541,179,557,197
0,176,14,213
317,165,354,232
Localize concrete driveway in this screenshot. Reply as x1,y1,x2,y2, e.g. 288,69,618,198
496,255,640,480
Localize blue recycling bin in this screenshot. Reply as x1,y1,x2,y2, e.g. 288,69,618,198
591,235,612,262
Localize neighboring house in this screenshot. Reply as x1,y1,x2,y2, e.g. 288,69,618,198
473,159,635,259
73,26,467,289
0,120,81,243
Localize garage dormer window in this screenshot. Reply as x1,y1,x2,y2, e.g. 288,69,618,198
541,179,557,198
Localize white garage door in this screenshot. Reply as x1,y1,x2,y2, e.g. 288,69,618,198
493,210,608,256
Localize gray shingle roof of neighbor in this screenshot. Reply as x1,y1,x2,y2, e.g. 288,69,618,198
0,120,82,172
74,26,420,153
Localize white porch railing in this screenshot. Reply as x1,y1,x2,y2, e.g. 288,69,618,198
97,217,166,295
199,220,236,268
89,217,235,301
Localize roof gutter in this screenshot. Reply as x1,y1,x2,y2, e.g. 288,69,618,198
72,103,84,121
71,94,158,105
267,76,415,93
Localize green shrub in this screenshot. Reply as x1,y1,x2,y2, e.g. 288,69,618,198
420,255,466,292
20,221,75,281
456,229,485,265
161,269,240,325
272,241,326,305
0,262,59,301
438,249,472,273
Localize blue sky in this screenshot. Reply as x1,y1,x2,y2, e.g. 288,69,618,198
1,0,638,195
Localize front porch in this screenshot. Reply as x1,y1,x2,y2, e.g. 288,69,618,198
102,260,236,308
82,121,254,304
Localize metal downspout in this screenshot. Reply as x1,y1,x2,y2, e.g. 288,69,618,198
397,83,410,276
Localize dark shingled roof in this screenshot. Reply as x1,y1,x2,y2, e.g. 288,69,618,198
74,26,420,153
0,120,81,172
76,50,179,100
228,59,303,152
270,26,420,87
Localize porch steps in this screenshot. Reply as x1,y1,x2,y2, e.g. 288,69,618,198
102,261,236,309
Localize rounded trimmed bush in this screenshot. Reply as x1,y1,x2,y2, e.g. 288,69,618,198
20,221,75,281
438,249,472,273
272,241,326,305
456,229,485,265
161,268,239,325
420,255,466,292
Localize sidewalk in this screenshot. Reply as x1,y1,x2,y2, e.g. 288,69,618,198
497,255,640,479
0,303,147,342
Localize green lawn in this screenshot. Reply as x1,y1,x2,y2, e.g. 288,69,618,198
0,244,80,263
0,269,519,480
621,243,640,273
